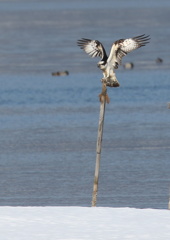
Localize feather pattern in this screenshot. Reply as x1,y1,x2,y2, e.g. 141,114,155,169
109,34,150,66
77,38,107,61
77,34,150,87
120,35,149,52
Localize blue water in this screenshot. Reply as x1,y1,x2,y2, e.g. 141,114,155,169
0,0,170,208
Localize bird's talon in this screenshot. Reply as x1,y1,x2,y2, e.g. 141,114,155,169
101,78,107,83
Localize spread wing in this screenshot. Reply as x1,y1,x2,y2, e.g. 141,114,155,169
77,38,107,60
115,34,150,65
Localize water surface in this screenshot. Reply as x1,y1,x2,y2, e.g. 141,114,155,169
0,0,170,208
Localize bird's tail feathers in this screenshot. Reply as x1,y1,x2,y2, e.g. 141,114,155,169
102,76,120,87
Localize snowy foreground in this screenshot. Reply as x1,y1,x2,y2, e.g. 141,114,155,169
1,207,170,240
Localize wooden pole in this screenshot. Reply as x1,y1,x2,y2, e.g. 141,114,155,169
91,83,109,207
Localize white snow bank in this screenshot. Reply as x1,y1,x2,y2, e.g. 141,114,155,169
0,207,170,240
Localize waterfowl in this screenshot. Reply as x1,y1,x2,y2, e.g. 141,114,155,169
123,62,134,69
51,71,69,76
156,58,163,64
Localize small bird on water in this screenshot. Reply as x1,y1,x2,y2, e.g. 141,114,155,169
77,34,150,87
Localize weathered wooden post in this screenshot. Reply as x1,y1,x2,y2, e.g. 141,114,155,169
91,82,109,207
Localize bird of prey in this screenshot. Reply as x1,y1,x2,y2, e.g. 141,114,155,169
77,34,150,87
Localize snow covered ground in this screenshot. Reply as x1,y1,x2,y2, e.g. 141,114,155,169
0,207,170,240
